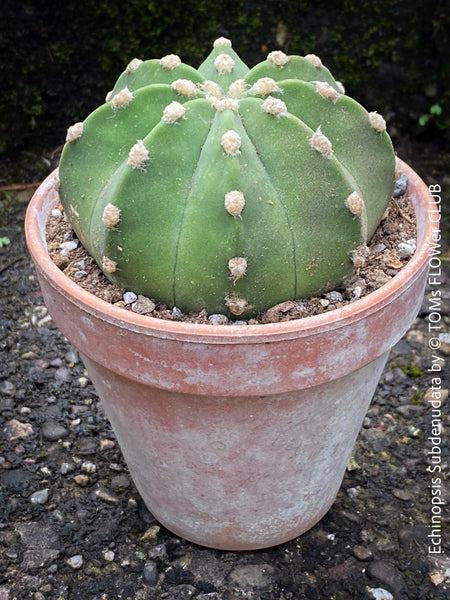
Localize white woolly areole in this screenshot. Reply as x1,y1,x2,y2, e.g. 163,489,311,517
127,140,150,169
229,79,247,98
126,58,143,74
310,127,333,158
335,81,346,94
171,79,199,96
314,81,340,102
215,98,239,112
251,77,280,96
267,50,290,67
345,191,365,217
162,101,186,123
202,80,222,97
221,130,241,155
111,87,133,109
369,111,387,132
66,122,83,143
225,294,250,316
214,53,235,74
305,54,323,68
105,90,113,103
102,256,117,274
228,257,247,280
224,190,246,216
262,96,287,117
159,54,181,70
102,203,121,228
214,37,232,48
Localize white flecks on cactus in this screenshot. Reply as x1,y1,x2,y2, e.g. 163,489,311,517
262,96,287,117
309,127,333,158
162,101,186,123
221,130,242,155
229,79,247,98
102,256,117,274
66,122,84,143
251,77,280,96
214,53,235,74
225,294,250,315
369,111,387,133
159,54,181,70
215,98,240,112
228,257,247,281
267,50,290,67
127,140,150,169
314,81,340,102
305,54,323,69
202,80,222,97
110,87,134,109
171,79,199,96
105,90,114,103
125,58,143,74
335,81,346,94
213,37,232,48
224,190,246,216
345,191,365,217
102,203,121,228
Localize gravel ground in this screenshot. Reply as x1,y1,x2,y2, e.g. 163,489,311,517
0,148,449,599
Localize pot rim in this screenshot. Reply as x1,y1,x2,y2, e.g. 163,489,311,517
25,158,437,344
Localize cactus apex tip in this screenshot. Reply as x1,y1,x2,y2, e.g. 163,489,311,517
213,37,232,48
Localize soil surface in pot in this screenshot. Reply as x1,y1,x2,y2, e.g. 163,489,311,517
1,145,449,599
45,190,416,324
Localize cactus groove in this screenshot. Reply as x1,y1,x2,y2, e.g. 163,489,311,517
58,38,396,318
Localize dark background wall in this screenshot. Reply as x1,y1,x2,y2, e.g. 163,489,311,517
1,0,449,158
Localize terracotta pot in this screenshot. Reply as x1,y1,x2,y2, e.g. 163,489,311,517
25,159,435,550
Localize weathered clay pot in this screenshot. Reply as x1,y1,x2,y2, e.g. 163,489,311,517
25,159,435,550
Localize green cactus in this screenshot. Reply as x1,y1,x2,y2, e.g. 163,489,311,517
58,37,395,318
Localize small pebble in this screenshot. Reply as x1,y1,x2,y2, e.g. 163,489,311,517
77,376,89,388
325,291,343,304
320,299,330,308
371,243,386,255
60,462,73,475
397,239,416,257
0,381,16,396
103,549,115,562
74,270,87,280
393,173,408,197
131,295,156,314
59,240,78,255
123,291,138,305
172,306,183,320
30,489,49,505
367,588,393,600
51,208,62,217
67,555,83,570
74,474,90,487
143,561,158,586
208,314,229,325
73,259,86,269
81,461,96,474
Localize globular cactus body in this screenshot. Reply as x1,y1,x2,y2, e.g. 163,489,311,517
59,39,395,317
